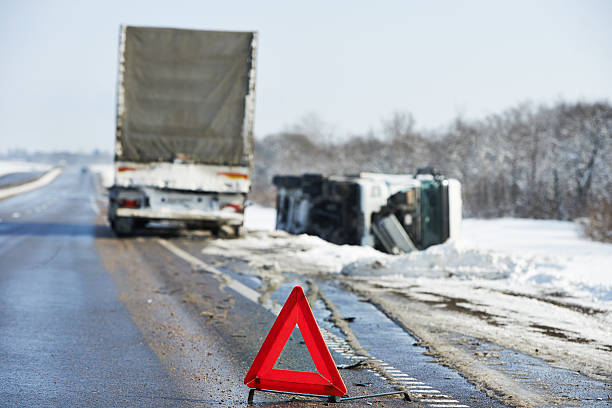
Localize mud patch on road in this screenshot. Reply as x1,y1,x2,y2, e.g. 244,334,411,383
492,289,606,316
528,323,592,344
391,290,506,327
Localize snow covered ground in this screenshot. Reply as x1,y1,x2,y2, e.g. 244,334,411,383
0,160,61,200
242,206,612,302
222,206,612,389
244,204,276,231
0,160,52,178
88,163,114,188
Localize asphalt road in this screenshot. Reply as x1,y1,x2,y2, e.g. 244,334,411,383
0,168,184,407
0,167,511,407
0,168,421,407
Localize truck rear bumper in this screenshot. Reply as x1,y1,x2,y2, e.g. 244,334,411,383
115,208,244,225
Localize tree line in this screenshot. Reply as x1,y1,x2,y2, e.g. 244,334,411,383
252,101,612,242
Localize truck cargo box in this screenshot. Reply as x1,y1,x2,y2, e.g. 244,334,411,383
109,26,257,236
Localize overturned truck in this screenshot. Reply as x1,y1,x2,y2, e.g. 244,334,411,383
273,171,462,254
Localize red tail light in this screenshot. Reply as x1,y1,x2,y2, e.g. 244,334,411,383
217,172,249,180
221,203,244,213
119,199,141,208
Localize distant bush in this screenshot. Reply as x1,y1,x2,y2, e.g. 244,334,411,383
586,200,612,243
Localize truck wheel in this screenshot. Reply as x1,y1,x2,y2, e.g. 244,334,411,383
111,217,134,236
133,218,148,229
216,224,234,239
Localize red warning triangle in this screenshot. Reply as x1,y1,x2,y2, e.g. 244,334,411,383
244,286,347,396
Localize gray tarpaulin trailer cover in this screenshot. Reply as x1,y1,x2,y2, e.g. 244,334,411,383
116,26,257,166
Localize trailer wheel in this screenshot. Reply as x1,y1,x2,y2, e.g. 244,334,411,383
216,224,234,239
133,218,148,229
111,217,134,236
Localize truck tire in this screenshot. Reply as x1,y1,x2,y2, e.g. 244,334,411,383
111,217,134,236
133,218,148,229
216,224,234,239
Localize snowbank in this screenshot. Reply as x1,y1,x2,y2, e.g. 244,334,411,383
0,160,52,178
0,167,63,200
239,210,612,303
344,218,612,302
460,218,612,300
244,205,276,231
203,230,384,275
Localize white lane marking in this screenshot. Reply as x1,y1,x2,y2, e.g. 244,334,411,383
427,405,469,408
420,399,460,403
158,239,468,406
158,239,260,304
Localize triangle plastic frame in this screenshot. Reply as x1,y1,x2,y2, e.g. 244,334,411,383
244,286,347,396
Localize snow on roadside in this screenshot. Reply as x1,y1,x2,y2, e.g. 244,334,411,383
244,205,276,231
0,167,63,200
343,219,612,303
0,160,52,178
225,208,612,383
457,218,612,299
88,163,114,188
242,209,612,303
203,229,384,275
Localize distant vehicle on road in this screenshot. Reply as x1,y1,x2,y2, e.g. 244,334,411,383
108,26,257,236
273,170,462,254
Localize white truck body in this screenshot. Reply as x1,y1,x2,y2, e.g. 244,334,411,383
108,26,257,235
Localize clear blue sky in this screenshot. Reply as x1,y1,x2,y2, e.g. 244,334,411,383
1,0,611,153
